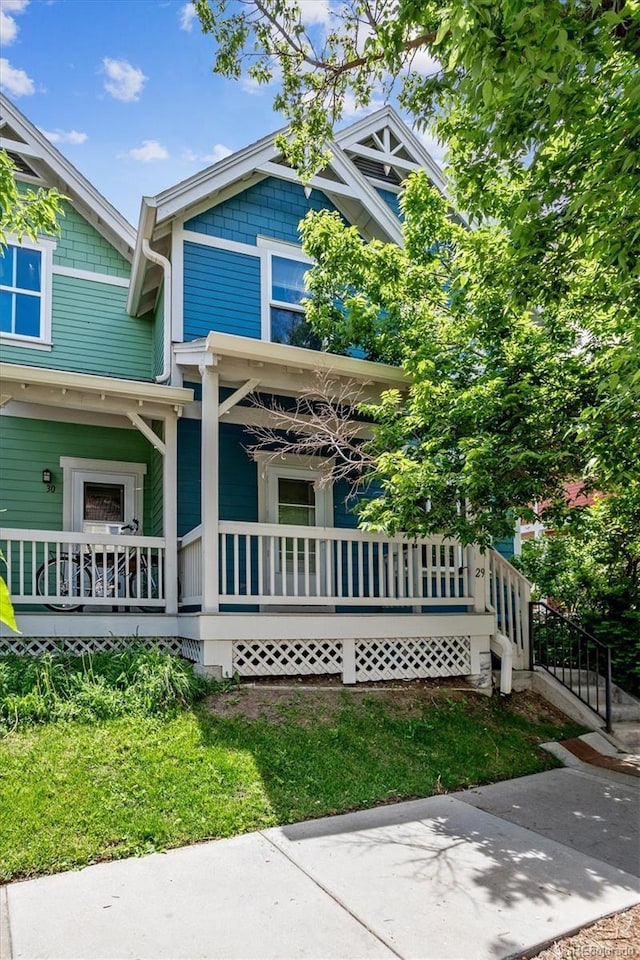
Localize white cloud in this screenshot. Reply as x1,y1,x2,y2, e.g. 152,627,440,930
341,92,384,119
42,128,88,145
179,2,197,31
415,127,448,169
297,0,332,26
183,143,232,166
405,46,440,76
240,60,282,96
203,143,232,164
103,58,147,102
0,0,29,47
0,58,34,96
128,139,169,162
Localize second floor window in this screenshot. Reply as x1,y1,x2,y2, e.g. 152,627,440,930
0,237,53,346
269,254,321,350
0,244,42,338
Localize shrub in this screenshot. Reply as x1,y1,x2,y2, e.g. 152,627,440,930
514,484,640,695
0,648,214,729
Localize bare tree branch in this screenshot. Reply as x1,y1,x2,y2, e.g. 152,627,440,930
244,372,376,490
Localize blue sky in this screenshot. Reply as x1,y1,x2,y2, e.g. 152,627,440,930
1,0,445,226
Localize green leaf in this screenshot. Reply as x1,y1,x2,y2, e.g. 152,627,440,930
0,576,20,634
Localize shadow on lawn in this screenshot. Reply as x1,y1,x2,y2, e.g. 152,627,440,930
193,691,639,960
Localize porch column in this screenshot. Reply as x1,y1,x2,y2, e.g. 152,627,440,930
163,414,178,615
471,545,489,612
201,362,219,612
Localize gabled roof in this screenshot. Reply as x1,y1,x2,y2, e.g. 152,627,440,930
0,94,135,262
128,107,450,317
335,106,449,199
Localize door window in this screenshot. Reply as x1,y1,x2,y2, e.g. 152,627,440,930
277,478,316,526
83,482,126,525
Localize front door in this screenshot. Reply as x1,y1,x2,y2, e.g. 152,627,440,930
263,462,332,599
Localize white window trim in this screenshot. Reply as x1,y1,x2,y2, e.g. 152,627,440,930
256,236,313,342
59,457,147,533
253,452,334,526
0,233,56,350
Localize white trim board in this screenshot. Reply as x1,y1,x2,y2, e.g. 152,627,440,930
1,401,138,429
181,229,261,260
2,614,180,639
52,265,130,288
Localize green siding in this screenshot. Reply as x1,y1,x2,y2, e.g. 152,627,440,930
0,416,154,532
149,424,164,537
53,201,130,277
1,275,152,379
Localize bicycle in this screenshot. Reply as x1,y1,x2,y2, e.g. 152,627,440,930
36,519,161,612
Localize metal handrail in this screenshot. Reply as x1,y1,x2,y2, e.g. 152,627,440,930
530,600,612,732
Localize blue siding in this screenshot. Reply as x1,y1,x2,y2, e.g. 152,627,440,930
494,536,515,560
376,187,403,220
177,419,258,536
333,478,362,529
219,423,258,522
185,177,339,246
177,418,201,536
183,243,261,341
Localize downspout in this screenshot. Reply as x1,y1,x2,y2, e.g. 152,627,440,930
142,239,171,384
490,633,513,696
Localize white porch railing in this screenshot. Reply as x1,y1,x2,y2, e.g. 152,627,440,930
0,528,166,609
178,524,203,606
486,550,531,669
178,521,478,608
176,520,531,665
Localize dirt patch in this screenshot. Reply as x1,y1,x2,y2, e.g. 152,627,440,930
505,688,578,728
204,680,565,727
204,677,476,723
525,902,640,959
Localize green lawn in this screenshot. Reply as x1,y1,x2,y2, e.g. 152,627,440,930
0,687,584,882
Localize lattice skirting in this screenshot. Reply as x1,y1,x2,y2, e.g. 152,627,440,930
181,637,203,664
0,635,182,657
356,636,471,682
232,640,343,677
230,636,472,681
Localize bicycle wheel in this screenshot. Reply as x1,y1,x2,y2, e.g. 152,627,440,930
36,556,89,612
130,563,161,612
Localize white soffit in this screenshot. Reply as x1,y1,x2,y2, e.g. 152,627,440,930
0,362,193,412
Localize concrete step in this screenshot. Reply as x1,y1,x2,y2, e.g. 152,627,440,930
547,669,636,703
611,722,640,752
582,697,640,722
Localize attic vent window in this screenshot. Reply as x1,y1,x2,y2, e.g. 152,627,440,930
351,155,402,185
7,152,40,179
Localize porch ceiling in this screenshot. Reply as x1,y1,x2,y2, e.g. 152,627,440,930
175,331,408,401
0,362,193,420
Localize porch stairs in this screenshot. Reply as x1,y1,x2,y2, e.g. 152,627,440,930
530,601,640,752
571,674,640,752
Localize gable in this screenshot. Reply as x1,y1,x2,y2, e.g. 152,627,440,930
0,94,135,262
53,201,130,277
184,177,340,247
129,107,450,319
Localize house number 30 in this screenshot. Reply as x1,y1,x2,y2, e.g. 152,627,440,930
46,483,56,493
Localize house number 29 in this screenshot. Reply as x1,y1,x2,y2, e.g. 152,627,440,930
475,567,485,577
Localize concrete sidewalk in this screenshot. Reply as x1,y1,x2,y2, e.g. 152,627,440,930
3,767,639,960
